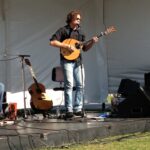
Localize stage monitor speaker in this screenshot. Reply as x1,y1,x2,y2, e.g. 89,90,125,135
117,79,140,97
115,79,150,117
144,72,150,90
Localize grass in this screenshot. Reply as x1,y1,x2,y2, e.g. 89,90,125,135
38,132,150,150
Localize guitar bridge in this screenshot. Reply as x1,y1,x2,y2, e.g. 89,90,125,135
75,43,81,49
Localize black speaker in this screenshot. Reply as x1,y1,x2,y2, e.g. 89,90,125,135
118,79,140,97
144,72,150,90
115,79,150,117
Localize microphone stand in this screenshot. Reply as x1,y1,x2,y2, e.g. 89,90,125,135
19,55,30,119
79,54,86,118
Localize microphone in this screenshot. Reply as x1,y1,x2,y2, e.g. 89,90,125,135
18,55,30,57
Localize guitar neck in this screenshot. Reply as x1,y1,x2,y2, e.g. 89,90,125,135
29,66,40,87
83,26,116,45
33,76,39,87
83,31,106,45
97,31,106,38
25,59,42,92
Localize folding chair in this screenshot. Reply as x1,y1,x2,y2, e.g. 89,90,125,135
52,66,64,91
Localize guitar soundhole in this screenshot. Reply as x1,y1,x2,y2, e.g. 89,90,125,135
75,43,80,49
36,88,42,93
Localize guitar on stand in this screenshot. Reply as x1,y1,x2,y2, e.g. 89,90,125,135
24,58,53,111
61,26,116,60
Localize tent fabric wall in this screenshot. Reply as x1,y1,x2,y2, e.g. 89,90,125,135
0,0,109,108
2,0,150,109
104,0,150,92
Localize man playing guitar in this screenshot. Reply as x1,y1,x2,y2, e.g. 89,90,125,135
50,10,116,119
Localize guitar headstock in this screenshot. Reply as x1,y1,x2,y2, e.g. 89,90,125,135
104,26,117,35
24,58,31,66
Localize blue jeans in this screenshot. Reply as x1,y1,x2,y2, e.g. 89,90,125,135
61,60,85,113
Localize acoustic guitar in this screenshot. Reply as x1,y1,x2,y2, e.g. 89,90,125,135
61,26,116,60
25,58,53,110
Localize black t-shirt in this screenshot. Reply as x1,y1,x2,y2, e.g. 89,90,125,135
50,25,85,62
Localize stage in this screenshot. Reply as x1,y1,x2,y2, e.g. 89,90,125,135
0,112,150,150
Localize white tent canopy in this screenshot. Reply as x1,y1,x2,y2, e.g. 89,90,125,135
0,0,150,109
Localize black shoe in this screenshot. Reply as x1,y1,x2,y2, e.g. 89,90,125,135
74,111,84,117
0,114,5,120
65,112,74,119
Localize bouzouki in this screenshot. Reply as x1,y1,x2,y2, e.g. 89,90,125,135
25,58,53,110
61,26,116,60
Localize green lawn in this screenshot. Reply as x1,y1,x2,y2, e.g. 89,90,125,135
38,132,150,150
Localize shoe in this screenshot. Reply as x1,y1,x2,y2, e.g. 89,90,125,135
0,114,5,120
74,111,84,117
65,112,74,119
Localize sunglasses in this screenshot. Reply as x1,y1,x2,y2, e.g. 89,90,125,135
76,18,81,21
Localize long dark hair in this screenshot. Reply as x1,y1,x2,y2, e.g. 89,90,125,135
66,10,81,24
